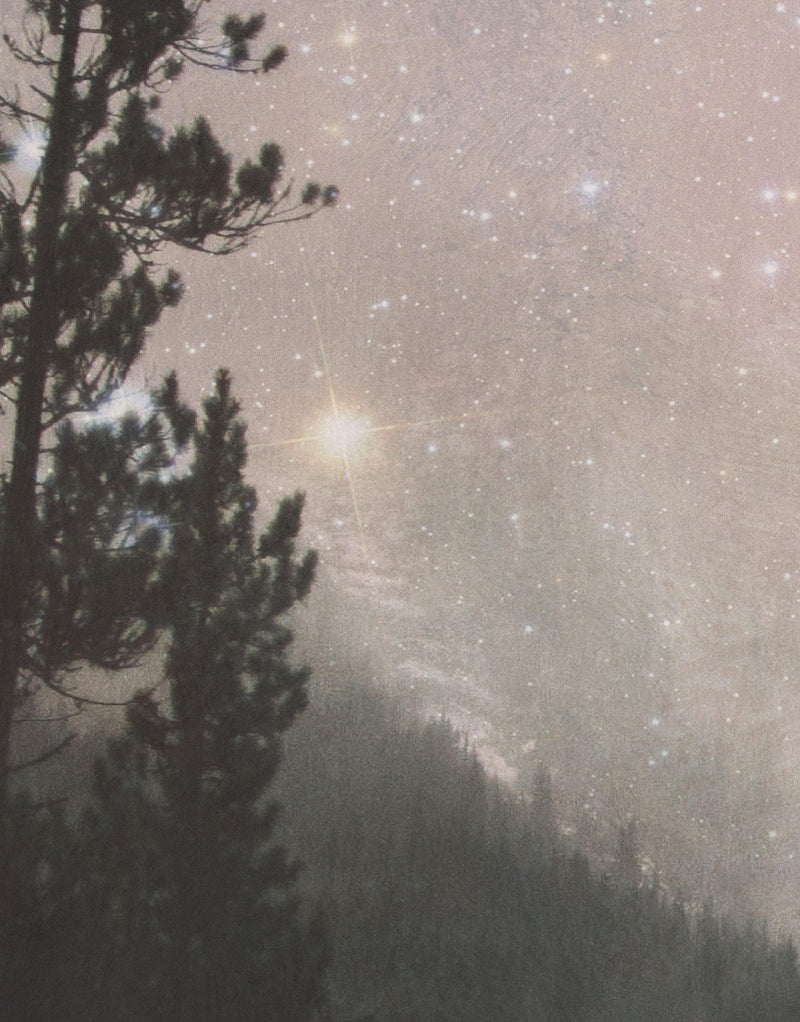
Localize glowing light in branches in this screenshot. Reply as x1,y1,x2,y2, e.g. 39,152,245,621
76,386,153,429
14,122,47,172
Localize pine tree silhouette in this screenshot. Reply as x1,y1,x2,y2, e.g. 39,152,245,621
0,0,335,811
79,371,327,1020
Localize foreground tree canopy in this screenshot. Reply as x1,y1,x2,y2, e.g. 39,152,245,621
0,372,326,1020
0,0,335,807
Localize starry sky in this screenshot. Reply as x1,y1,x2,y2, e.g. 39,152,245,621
141,0,800,931
8,0,800,931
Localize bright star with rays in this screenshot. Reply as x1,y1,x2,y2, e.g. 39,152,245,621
761,259,781,283
578,179,602,199
15,122,47,172
319,413,371,459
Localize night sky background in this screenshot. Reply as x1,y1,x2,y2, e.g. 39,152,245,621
7,0,800,935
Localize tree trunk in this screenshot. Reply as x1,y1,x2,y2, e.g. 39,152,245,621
0,1,81,813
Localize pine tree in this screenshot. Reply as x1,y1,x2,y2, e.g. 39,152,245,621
0,0,335,810
613,817,641,891
529,762,558,860
80,369,326,1020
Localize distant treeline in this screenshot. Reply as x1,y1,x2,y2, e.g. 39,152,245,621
3,674,799,1021
278,678,800,1022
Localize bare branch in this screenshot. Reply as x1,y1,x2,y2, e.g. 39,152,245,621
13,705,83,724
2,28,56,70
9,730,75,772
39,673,143,708
0,85,49,125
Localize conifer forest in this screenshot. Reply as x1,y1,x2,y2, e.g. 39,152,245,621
2,2,800,1020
